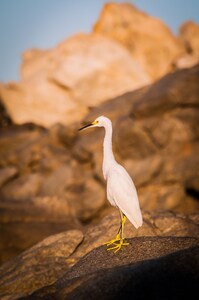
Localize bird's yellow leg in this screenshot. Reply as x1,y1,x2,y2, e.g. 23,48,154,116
104,209,129,252
107,215,129,253
103,225,121,246
103,209,123,246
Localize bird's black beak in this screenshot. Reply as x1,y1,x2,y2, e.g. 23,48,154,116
78,123,93,131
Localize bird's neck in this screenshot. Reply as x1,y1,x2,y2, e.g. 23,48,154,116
103,123,116,179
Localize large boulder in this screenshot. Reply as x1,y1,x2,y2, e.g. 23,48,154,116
0,195,81,264
93,3,182,80
0,220,198,299
0,124,102,264
0,230,83,299
64,209,199,268
0,34,150,128
26,244,199,300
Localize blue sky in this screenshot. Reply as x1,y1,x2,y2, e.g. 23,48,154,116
0,0,199,82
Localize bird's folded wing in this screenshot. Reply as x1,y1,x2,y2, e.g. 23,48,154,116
107,165,143,228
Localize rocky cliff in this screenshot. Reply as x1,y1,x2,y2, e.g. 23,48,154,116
0,2,199,300
0,3,198,128
94,3,182,79
0,63,199,298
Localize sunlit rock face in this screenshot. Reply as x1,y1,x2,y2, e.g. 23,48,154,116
0,33,150,128
1,3,198,128
93,2,183,80
176,21,199,69
179,21,199,55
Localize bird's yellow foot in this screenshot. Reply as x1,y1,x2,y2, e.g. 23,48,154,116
107,239,129,253
103,233,121,247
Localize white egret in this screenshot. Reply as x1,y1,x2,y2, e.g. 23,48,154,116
79,116,142,252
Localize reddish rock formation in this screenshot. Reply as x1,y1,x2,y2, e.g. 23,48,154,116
179,21,199,55
93,3,183,79
0,220,198,299
1,4,198,129
175,21,199,69
1,65,198,266
0,34,150,128
27,245,199,300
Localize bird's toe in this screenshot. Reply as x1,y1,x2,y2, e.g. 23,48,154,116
105,239,129,253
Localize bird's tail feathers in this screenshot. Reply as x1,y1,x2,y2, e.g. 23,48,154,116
125,209,143,229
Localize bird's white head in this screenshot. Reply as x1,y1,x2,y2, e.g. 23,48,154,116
78,116,111,131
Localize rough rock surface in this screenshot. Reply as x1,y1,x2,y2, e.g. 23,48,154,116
0,209,198,299
65,210,199,268
26,245,199,300
93,3,182,80
0,195,81,264
0,33,150,128
0,230,83,300
1,234,198,300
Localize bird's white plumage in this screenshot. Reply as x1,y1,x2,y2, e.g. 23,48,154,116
80,115,143,230
106,164,142,228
